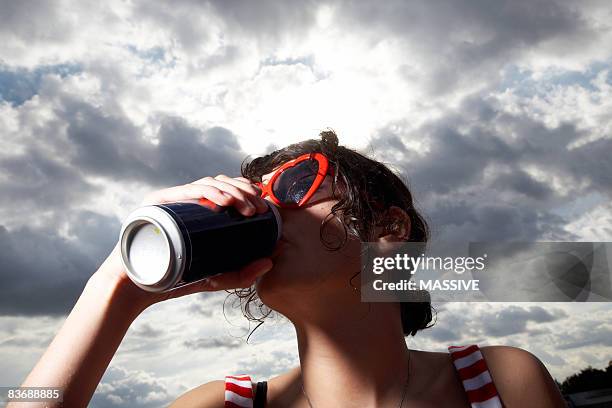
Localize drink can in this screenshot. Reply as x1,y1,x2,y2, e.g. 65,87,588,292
119,198,282,292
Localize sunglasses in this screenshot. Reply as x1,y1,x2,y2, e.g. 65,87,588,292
255,152,334,208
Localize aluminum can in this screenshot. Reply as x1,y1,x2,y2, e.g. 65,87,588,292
119,198,282,292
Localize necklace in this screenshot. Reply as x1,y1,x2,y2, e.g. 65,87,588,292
300,349,411,408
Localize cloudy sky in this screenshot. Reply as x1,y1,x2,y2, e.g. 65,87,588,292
1,0,612,406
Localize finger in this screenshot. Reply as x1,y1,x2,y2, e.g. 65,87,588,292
190,175,263,199
212,175,268,213
202,258,273,290
161,258,273,298
190,177,257,216
189,175,250,185
212,175,261,197
142,184,233,206
141,184,234,207
235,176,264,194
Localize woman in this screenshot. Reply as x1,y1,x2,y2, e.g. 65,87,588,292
13,131,566,408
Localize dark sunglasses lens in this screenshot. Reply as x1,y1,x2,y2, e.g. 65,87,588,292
273,159,319,204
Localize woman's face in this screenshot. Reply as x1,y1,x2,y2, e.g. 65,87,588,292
254,167,362,313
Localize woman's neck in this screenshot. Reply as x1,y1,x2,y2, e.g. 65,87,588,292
292,303,411,407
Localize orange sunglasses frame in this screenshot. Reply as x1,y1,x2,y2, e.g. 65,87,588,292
255,152,334,208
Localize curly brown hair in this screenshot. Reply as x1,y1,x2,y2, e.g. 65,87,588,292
224,129,436,341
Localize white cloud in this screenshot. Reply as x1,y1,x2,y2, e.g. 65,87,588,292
565,201,612,240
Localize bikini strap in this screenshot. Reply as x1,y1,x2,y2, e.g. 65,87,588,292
224,374,254,408
448,344,504,408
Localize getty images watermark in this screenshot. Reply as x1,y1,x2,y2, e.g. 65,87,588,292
360,242,612,302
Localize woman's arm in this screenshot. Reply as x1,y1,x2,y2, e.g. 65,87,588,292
7,245,149,408
167,380,226,408
8,176,272,408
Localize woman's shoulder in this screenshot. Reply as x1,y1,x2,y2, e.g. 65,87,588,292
478,345,566,407
427,344,565,407
262,366,303,406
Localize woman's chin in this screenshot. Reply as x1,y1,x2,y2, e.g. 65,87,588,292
254,273,283,310
254,263,283,292
254,263,301,303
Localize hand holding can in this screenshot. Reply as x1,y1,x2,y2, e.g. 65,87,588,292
93,175,278,309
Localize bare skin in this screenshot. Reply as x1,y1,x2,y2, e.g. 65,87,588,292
9,175,275,408
173,345,567,407
171,170,567,408
12,170,567,408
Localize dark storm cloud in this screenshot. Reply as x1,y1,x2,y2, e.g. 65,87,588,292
491,170,554,201
53,94,245,186
343,0,583,50
479,305,567,337
0,211,120,316
404,123,519,196
0,0,74,44
425,326,462,343
56,94,153,181
368,91,612,242
492,115,612,198
135,0,319,53
568,136,612,193
337,0,594,95
0,146,97,212
423,305,566,341
154,119,245,184
0,90,249,316
206,0,319,36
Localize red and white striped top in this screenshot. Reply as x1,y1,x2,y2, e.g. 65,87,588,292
224,374,254,408
448,344,503,408
224,344,503,407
